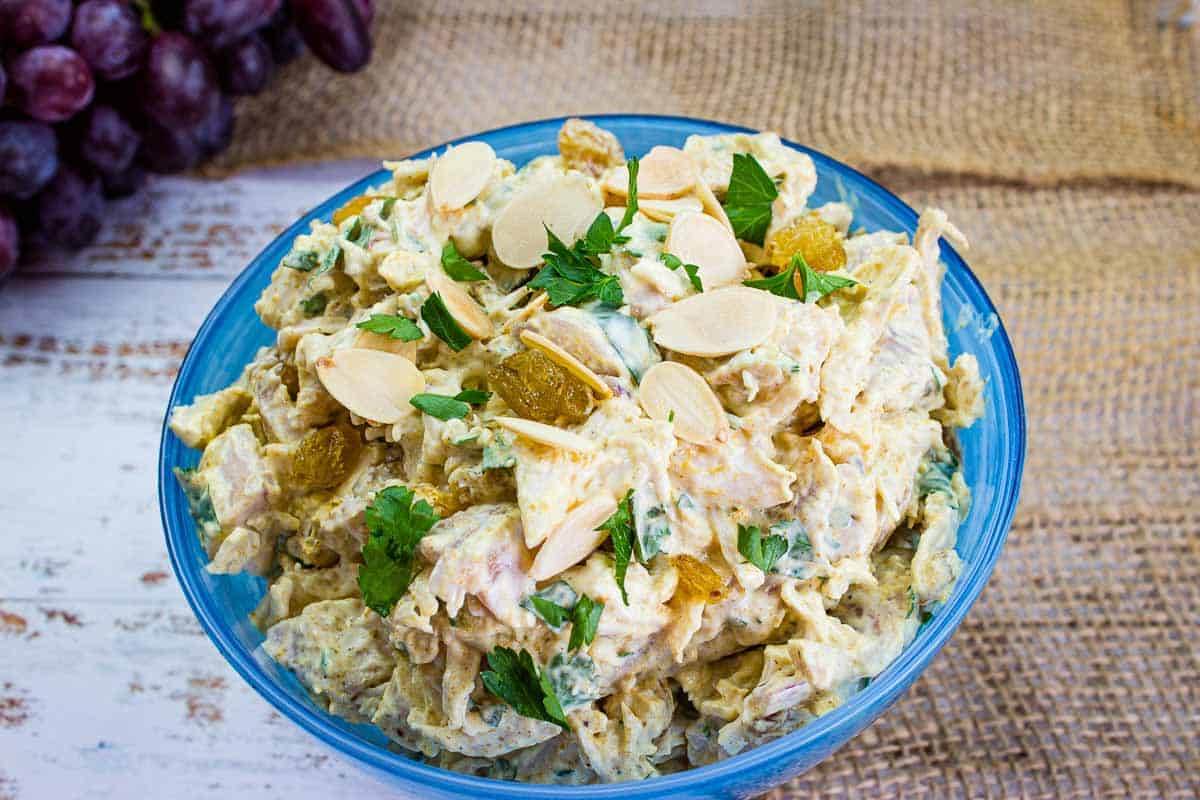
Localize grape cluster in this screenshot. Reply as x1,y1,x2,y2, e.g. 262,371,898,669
0,0,375,280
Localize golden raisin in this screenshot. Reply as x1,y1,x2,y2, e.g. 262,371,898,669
291,423,364,489
332,195,377,226
488,349,591,425
671,554,728,604
765,213,847,275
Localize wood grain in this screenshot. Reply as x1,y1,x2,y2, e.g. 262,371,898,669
0,161,406,800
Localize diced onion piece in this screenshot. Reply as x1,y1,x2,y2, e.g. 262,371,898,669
648,286,778,357
425,265,494,340
494,416,595,453
315,348,425,424
492,174,601,268
529,496,618,580
637,361,729,444
429,141,496,211
519,329,613,399
603,146,695,200
666,211,747,289
637,196,704,223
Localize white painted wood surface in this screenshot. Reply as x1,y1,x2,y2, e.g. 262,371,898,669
0,162,414,800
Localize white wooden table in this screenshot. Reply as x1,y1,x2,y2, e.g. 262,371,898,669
0,162,412,800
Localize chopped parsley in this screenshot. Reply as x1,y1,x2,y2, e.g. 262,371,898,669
358,486,439,617
454,388,491,404
522,581,578,629
568,594,603,652
481,431,516,471
480,647,569,730
722,153,778,245
737,523,788,573
745,252,857,303
409,389,489,420
527,158,640,308
356,313,423,341
282,249,320,272
310,243,342,281
300,292,327,317
441,241,488,282
380,197,397,219
421,292,473,351
659,251,703,293
596,489,635,605
616,156,640,233
345,217,372,249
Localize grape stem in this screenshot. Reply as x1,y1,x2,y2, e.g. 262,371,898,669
131,0,162,36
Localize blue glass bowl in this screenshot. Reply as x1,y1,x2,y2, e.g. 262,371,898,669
159,115,1025,799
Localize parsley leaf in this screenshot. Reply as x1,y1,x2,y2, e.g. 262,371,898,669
616,156,639,233
722,153,778,245
744,261,801,300
568,595,604,652
282,249,320,272
793,253,857,302
659,252,703,293
454,388,491,404
746,253,857,303
300,292,327,317
421,292,473,351
309,243,342,281
737,524,789,573
596,489,635,605
481,647,569,729
356,314,423,341
409,393,471,420
529,228,624,308
521,581,578,629
358,486,440,616
380,197,397,219
441,241,488,282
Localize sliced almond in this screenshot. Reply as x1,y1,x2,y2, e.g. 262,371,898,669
425,265,494,340
637,196,704,223
638,361,729,444
604,146,695,200
529,495,618,580
692,174,734,233
495,416,595,453
354,330,418,360
315,348,425,424
492,174,601,268
429,142,496,211
666,211,747,289
519,330,613,399
648,286,778,357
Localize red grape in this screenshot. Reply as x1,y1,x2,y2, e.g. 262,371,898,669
218,34,273,96
184,0,282,50
262,6,305,65
81,105,141,177
1,0,71,50
10,46,96,123
37,165,104,249
139,119,203,174
0,121,59,199
0,204,19,281
102,165,146,198
291,0,371,73
192,92,234,157
140,32,220,129
71,0,150,82
349,0,374,27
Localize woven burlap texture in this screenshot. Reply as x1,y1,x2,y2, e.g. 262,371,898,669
215,0,1200,186
214,2,1200,796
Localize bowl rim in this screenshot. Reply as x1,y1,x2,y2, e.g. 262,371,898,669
159,113,1026,797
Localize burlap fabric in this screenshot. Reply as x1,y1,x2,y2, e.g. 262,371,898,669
218,2,1200,796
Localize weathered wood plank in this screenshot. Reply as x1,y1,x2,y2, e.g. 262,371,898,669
0,600,395,800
